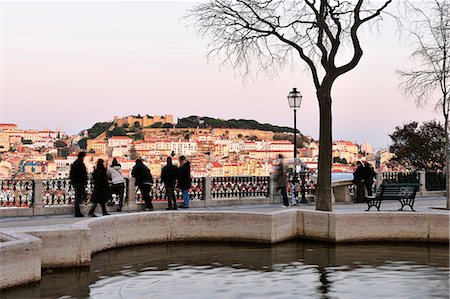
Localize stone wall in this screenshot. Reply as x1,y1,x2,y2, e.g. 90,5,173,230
0,209,448,289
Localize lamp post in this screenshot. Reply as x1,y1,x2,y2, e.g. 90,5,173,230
287,88,302,205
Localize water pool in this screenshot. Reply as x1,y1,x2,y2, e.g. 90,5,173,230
2,240,448,299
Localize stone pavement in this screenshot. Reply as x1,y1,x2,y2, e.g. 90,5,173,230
0,196,447,230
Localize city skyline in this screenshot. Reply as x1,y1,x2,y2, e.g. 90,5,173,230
0,1,441,148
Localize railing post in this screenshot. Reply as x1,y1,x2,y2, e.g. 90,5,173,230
32,179,45,216
126,177,138,211
419,170,426,193
204,176,212,207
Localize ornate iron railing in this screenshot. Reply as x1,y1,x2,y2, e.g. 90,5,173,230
0,180,34,208
134,177,205,202
285,173,316,197
42,178,129,206
425,172,446,191
211,176,269,199
43,179,91,205
382,172,420,184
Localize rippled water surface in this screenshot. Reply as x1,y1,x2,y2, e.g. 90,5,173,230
2,241,449,299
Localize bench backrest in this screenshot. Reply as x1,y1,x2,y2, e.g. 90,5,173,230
376,183,419,200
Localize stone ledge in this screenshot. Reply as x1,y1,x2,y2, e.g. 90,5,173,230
0,232,42,289
0,209,448,289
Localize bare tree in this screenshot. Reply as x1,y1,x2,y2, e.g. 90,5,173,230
399,0,450,209
188,0,392,211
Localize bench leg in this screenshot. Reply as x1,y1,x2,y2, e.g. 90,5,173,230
399,198,416,211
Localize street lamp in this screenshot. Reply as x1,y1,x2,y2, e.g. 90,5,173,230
287,88,303,205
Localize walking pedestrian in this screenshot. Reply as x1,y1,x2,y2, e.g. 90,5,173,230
274,154,289,207
177,155,192,208
161,156,179,210
363,162,377,196
108,158,126,212
88,159,110,217
132,158,154,211
69,151,87,217
353,161,365,203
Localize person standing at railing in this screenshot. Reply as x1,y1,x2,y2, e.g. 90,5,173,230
161,156,179,210
132,158,154,211
363,162,376,196
177,155,192,209
353,161,365,203
69,151,88,217
108,158,126,212
88,159,111,217
273,154,289,207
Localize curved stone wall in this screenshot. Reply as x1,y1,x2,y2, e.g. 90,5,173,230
0,209,448,289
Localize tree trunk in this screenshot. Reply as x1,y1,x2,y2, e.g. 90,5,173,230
316,88,333,211
446,117,449,209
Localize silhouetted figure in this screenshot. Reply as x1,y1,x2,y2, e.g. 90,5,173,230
363,162,377,196
161,156,179,210
274,154,289,207
132,158,154,211
88,159,110,217
108,158,125,212
69,151,87,217
353,161,365,203
178,155,192,208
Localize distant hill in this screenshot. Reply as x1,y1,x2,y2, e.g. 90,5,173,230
176,116,299,133
78,115,301,149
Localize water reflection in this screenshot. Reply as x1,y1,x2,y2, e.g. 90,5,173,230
1,240,448,299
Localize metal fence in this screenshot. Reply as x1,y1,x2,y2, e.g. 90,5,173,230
425,172,446,191
382,172,420,184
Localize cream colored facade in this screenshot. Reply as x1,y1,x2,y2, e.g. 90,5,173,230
87,140,107,154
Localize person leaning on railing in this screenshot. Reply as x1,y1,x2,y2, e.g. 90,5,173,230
132,158,154,211
107,158,126,212
69,151,88,217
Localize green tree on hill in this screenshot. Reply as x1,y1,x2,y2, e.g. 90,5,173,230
107,126,127,137
86,122,113,139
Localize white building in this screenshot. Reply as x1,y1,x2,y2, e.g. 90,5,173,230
108,136,133,148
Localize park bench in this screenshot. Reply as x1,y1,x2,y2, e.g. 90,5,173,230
365,183,420,211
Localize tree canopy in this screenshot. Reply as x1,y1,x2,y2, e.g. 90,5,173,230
177,115,298,133
389,120,445,171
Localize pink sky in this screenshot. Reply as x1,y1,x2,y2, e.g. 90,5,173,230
0,1,440,148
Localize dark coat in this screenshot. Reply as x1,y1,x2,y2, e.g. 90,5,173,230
131,160,154,186
70,158,88,184
178,161,192,190
363,165,376,181
92,168,109,204
353,165,365,183
161,164,179,188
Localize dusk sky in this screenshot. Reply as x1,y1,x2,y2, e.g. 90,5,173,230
0,1,440,148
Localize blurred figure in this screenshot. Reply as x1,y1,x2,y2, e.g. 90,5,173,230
88,159,110,217
161,156,179,210
363,162,377,196
132,159,154,211
69,151,87,217
108,158,126,212
177,155,192,208
274,154,289,207
353,161,365,203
